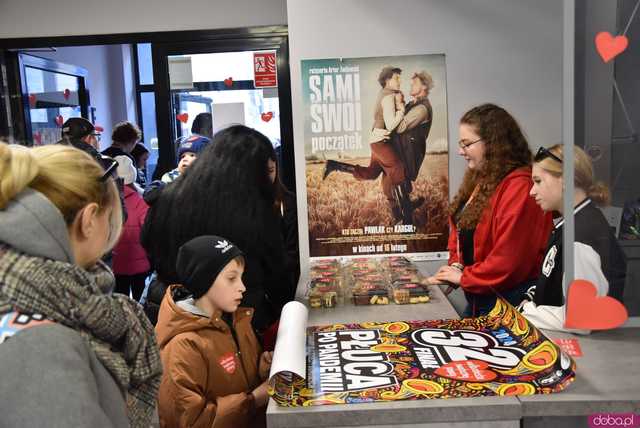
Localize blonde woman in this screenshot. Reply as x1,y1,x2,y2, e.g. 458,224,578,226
0,143,162,427
520,144,627,333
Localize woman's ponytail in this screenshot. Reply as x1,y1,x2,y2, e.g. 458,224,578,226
588,181,610,206
0,143,39,209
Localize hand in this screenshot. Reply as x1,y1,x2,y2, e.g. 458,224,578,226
434,266,462,285
251,381,270,408
369,128,391,143
259,351,273,381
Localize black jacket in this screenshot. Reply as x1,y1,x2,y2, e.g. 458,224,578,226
533,199,627,307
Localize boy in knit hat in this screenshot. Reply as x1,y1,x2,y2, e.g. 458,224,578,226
155,235,272,428
161,135,210,183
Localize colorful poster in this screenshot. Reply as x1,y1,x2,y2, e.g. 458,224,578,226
268,299,576,406
301,54,449,258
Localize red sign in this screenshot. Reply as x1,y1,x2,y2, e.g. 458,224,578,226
552,338,583,357
434,360,498,382
254,52,277,88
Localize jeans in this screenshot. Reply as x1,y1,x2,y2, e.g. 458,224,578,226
462,280,535,318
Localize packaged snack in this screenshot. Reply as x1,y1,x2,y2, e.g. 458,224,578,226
352,282,390,306
392,282,430,304
309,289,338,308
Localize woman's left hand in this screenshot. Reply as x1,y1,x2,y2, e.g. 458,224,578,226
434,266,462,285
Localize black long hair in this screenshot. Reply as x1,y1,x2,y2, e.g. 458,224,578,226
142,125,282,283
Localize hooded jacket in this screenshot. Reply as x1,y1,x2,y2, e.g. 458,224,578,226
156,285,266,428
448,167,553,295
113,185,150,275
0,189,128,427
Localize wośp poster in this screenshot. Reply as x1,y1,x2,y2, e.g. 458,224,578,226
268,299,575,406
302,54,449,258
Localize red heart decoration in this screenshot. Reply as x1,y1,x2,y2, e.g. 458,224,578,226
224,77,233,87
434,359,497,382
595,32,628,63
564,279,628,330
176,113,189,124
55,115,64,127
261,111,273,122
63,88,71,100
33,131,42,145
28,94,37,108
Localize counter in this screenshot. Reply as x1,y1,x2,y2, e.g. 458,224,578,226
267,264,640,427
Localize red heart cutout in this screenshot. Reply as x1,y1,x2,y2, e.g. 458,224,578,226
176,113,189,124
33,131,42,145
63,88,71,100
28,94,37,108
434,359,497,382
564,279,628,330
261,111,273,122
224,77,233,87
595,32,628,63
55,115,64,127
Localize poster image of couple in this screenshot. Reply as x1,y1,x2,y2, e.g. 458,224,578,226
302,54,449,258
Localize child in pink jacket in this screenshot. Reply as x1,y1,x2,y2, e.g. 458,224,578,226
113,156,150,300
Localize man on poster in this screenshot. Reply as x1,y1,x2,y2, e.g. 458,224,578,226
323,67,434,225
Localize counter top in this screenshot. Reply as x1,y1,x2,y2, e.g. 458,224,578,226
519,327,640,416
268,262,640,427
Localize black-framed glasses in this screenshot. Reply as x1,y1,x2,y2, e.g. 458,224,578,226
458,137,482,149
91,133,102,141
99,157,119,182
534,146,563,163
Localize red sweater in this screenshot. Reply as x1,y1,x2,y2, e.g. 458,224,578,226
448,167,552,295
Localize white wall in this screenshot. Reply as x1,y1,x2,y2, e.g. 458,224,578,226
0,0,287,38
36,45,135,149
288,0,564,303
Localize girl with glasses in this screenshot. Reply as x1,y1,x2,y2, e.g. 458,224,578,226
427,103,553,317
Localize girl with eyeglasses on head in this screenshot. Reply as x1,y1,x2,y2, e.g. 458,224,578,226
427,103,553,317
518,144,626,333
0,143,162,427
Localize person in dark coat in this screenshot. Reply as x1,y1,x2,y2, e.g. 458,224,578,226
141,125,293,334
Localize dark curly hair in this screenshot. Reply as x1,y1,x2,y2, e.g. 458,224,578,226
450,103,532,229
111,121,141,145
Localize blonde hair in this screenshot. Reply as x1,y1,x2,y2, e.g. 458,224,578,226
0,142,123,250
535,144,610,206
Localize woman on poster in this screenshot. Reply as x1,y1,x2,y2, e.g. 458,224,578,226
428,103,552,317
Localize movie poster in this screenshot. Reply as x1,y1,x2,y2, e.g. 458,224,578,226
268,299,576,407
302,54,449,258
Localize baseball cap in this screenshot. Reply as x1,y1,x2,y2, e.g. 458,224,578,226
61,117,97,139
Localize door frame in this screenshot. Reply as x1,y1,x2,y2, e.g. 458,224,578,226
0,25,295,190
151,35,293,187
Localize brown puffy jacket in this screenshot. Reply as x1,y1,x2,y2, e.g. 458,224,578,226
156,286,266,428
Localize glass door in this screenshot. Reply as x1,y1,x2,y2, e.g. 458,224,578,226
151,35,295,191
18,54,90,146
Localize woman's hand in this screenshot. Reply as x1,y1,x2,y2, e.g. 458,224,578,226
434,265,462,286
259,351,273,381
